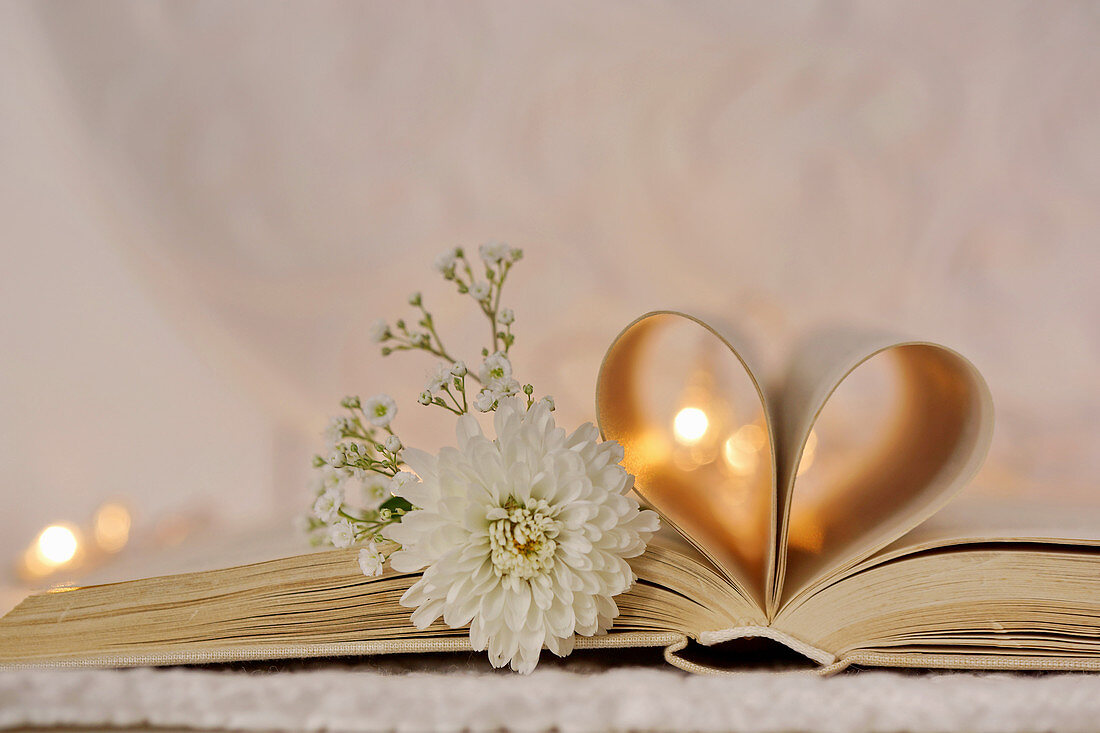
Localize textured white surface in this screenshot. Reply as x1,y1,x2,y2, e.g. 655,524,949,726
2,661,1100,733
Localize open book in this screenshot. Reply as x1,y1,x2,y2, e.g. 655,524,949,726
3,311,1098,673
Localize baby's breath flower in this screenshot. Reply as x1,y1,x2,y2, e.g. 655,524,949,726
478,352,512,386
323,416,356,448
309,465,342,496
329,519,355,548
408,292,422,307
312,489,342,523
418,390,433,405
393,471,419,492
358,542,386,577
478,241,513,264
498,308,515,325
470,281,491,303
472,389,497,413
494,378,521,398
356,473,393,510
450,361,467,378
424,363,451,393
433,249,459,278
362,394,397,428
384,435,402,453
368,319,390,343
341,395,361,410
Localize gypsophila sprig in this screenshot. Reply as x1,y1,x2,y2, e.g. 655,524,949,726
304,245,657,673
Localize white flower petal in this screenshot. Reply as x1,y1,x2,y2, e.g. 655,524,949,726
387,394,658,673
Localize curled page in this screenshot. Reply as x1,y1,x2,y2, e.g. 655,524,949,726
770,328,995,613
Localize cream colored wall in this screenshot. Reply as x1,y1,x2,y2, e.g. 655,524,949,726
1,2,1097,574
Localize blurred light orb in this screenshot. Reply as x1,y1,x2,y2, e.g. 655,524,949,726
94,503,131,553
797,431,818,477
723,424,766,476
673,407,709,444
35,524,79,566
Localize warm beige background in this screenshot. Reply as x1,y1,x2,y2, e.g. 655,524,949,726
1,2,1098,577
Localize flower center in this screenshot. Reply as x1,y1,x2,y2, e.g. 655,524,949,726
488,498,558,580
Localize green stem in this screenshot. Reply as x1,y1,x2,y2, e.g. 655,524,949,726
440,383,466,415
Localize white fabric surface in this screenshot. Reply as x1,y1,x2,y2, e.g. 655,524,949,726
3,659,1099,733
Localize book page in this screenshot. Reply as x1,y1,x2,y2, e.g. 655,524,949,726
0,538,757,668
770,328,994,614
869,495,1100,563
775,544,1100,671
597,311,778,609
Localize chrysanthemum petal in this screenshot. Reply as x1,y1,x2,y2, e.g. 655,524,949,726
390,395,658,673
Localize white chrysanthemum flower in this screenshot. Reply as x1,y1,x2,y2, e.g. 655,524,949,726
384,397,659,674
362,394,397,428
470,281,491,303
329,519,355,548
478,241,513,264
368,318,390,343
479,352,512,386
424,363,451,393
359,542,386,577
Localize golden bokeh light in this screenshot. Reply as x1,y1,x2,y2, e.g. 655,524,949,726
722,423,766,476
796,430,818,477
94,503,131,553
673,407,709,444
34,524,80,568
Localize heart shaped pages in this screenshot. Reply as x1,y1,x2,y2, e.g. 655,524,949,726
596,311,994,618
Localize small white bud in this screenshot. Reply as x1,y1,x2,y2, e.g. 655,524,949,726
384,435,402,452
418,390,433,405
498,308,515,325
450,361,467,377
